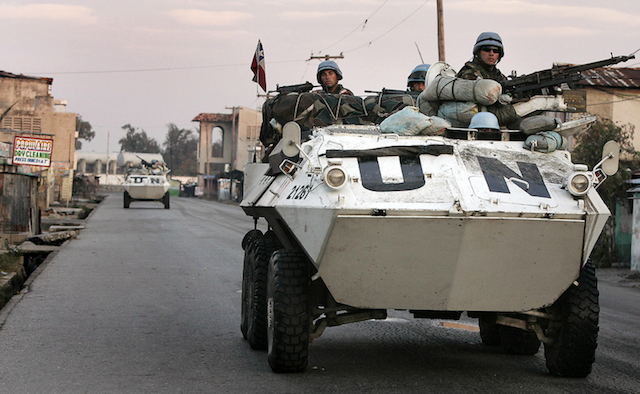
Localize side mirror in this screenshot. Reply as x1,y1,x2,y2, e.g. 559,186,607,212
282,121,301,158
600,140,620,176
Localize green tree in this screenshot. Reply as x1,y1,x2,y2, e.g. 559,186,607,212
571,119,639,266
162,123,197,176
75,115,95,150
118,124,160,153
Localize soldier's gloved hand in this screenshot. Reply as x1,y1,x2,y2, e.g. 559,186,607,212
513,95,568,117
498,94,512,105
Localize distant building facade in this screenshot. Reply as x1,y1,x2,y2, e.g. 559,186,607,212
0,70,77,205
577,66,640,149
192,106,262,198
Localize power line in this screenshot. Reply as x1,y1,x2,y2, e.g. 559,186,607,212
28,59,305,75
318,0,389,54
587,94,640,107
343,0,430,54
30,1,432,76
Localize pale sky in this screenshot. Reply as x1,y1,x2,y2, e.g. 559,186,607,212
2,0,639,153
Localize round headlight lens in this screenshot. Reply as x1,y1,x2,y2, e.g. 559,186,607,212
325,167,347,189
569,173,590,196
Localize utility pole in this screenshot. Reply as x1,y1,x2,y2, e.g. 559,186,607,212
308,52,344,62
226,106,238,171
437,0,445,62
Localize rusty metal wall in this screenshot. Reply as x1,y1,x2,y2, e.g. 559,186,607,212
0,173,36,234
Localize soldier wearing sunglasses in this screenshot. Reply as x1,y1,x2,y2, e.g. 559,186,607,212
457,32,506,82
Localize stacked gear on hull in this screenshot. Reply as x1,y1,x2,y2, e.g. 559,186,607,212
260,52,633,156
259,86,425,150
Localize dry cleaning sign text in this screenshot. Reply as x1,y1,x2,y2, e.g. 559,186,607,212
13,136,53,167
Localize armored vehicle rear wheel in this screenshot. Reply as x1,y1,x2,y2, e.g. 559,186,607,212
478,314,501,347
499,326,540,355
544,261,599,377
123,191,131,208
245,237,281,350
267,250,309,373
163,192,170,209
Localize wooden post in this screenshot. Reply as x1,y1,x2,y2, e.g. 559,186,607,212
437,0,445,62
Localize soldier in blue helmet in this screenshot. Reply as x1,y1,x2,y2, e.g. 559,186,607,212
469,112,500,132
457,32,519,127
457,32,506,82
316,60,353,95
407,64,430,93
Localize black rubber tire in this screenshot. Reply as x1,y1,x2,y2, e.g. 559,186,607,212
241,230,263,251
123,191,131,208
246,237,281,350
544,261,599,378
499,325,541,355
267,249,310,373
241,231,265,339
241,236,257,340
478,314,501,347
163,192,170,209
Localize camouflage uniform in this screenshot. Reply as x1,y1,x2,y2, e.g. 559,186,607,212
456,57,519,127
456,57,506,82
317,84,353,95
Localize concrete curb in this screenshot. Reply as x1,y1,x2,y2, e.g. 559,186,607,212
0,242,63,329
0,197,102,327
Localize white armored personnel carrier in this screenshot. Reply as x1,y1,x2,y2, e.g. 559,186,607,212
123,158,171,209
240,119,619,376
239,61,624,376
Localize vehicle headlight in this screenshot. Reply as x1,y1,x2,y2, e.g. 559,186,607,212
567,172,591,196
323,166,348,189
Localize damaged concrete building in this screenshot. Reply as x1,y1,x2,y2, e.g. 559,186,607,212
0,70,77,206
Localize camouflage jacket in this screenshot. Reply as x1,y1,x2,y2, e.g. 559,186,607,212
456,57,520,127
456,57,506,82
317,84,354,95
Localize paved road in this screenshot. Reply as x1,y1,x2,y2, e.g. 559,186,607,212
0,193,639,393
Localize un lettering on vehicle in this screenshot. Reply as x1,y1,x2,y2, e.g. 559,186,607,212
132,176,163,185
477,156,550,198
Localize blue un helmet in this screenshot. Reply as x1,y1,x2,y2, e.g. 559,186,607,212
316,60,343,84
469,112,500,131
473,32,504,59
407,64,431,87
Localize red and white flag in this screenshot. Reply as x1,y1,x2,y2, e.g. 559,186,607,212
251,40,266,92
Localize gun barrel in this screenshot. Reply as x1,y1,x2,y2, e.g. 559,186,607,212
502,54,635,99
557,54,635,75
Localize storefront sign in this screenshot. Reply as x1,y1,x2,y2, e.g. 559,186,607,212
12,136,53,167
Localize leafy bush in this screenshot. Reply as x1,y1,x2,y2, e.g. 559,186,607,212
571,119,639,267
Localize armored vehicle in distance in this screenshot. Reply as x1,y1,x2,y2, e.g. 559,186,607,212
123,159,171,209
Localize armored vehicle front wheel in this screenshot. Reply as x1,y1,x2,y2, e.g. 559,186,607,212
267,249,310,373
163,192,170,209
244,237,281,350
241,230,263,251
241,231,263,339
544,261,599,377
123,191,131,208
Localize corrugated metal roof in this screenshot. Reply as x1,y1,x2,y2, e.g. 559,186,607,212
192,113,236,123
0,70,53,84
578,67,640,89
